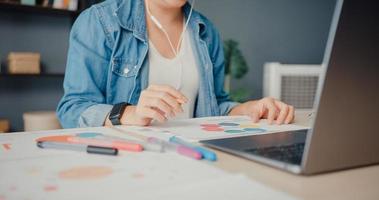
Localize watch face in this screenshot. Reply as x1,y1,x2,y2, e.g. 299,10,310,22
109,102,128,125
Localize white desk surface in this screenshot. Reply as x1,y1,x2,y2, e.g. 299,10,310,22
2,111,378,200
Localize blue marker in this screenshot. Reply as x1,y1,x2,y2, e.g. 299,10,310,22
169,136,217,161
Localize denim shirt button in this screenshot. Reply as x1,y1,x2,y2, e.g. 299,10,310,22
123,68,129,75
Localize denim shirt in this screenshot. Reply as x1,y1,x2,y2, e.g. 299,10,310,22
57,0,239,128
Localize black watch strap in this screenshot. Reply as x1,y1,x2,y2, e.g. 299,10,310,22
109,102,130,125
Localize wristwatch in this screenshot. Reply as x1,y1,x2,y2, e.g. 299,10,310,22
108,102,130,125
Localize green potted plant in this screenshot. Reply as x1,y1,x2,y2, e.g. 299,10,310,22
223,39,249,102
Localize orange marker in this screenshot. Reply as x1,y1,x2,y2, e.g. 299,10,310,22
68,137,143,152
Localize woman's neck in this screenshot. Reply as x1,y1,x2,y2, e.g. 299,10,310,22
145,0,186,59
146,0,184,26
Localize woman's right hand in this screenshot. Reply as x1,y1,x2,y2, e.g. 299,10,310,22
120,85,188,126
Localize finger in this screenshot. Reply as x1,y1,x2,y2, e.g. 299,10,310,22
139,107,167,123
257,102,266,119
285,105,295,124
249,112,260,123
273,100,286,110
148,90,184,113
148,85,188,103
143,90,184,113
266,102,278,124
276,103,289,125
144,97,175,118
152,107,166,117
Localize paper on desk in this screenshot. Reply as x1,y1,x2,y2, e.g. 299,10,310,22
0,127,122,162
145,174,298,200
0,130,297,200
0,152,226,199
118,116,309,142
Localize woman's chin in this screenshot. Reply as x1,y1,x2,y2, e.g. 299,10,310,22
161,0,187,8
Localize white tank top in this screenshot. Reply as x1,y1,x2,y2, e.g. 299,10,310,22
148,29,199,119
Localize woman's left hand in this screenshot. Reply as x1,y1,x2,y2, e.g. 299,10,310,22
229,97,295,124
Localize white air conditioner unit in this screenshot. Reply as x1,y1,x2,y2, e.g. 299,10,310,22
263,62,323,109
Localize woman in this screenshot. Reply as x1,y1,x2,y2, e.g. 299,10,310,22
57,0,294,128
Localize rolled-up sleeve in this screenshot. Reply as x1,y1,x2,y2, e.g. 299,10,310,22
56,7,113,128
78,104,113,128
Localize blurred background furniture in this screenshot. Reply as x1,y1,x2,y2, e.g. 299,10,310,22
263,62,322,110
8,52,41,74
0,119,10,133
0,0,101,132
23,111,61,131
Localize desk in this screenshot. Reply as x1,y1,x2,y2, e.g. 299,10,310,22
2,112,378,200
213,111,379,200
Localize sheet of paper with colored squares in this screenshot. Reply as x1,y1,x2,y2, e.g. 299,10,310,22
150,116,309,141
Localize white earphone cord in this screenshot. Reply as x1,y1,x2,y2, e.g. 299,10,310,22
145,0,195,90
145,0,195,56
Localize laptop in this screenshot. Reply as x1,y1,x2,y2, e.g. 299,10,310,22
200,0,379,175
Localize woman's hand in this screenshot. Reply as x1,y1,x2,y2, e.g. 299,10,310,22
120,85,188,126
229,97,295,124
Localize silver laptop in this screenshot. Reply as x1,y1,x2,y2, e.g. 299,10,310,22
201,0,379,175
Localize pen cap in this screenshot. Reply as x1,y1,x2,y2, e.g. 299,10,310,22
37,141,44,148
87,145,118,156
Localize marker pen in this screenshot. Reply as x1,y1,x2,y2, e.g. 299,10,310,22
37,141,118,156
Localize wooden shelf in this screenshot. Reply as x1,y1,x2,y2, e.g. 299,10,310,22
0,73,64,78
0,2,80,17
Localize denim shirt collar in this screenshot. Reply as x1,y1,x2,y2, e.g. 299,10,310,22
114,0,207,42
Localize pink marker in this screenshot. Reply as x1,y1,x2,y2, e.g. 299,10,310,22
175,145,202,160
147,137,202,160
68,137,143,152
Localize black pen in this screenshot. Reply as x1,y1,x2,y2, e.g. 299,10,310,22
37,141,118,156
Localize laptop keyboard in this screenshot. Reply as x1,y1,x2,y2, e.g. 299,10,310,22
244,143,305,165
